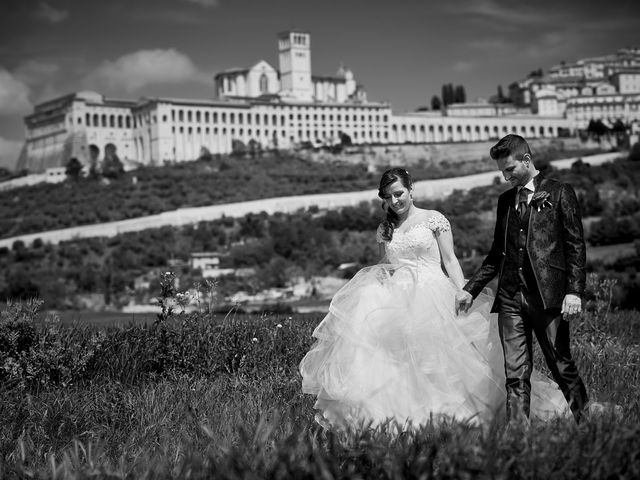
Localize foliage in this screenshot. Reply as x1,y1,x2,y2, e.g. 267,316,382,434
0,299,104,391
65,158,83,181
629,142,640,162
0,154,379,239
0,292,639,478
430,94,441,110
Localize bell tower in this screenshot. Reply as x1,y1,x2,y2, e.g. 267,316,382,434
278,30,312,101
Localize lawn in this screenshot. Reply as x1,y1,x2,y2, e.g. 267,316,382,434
1,295,639,479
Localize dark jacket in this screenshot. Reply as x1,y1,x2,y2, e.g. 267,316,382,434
464,174,586,311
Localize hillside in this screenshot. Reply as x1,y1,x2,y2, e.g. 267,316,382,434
0,142,604,240
1,154,638,312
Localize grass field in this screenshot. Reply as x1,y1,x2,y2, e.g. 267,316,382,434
1,296,639,479
586,241,637,264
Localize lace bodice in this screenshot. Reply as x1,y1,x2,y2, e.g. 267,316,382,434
377,213,450,267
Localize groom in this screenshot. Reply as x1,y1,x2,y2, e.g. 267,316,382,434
456,134,588,423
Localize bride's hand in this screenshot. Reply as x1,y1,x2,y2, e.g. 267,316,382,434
455,290,473,315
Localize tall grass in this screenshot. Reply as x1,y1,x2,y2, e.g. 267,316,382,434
1,295,639,478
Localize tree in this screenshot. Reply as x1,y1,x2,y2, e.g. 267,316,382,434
102,143,124,179
248,139,262,159
629,142,640,162
441,83,454,106
454,85,466,103
198,146,213,161
231,140,246,157
497,85,505,103
587,119,609,140
88,144,101,178
65,157,83,180
339,131,353,146
430,95,442,110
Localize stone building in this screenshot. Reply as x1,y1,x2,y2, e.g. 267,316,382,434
16,30,570,172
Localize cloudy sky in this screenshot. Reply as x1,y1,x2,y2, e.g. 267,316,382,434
1,0,638,168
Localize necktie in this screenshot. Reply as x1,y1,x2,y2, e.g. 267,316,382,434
518,188,530,219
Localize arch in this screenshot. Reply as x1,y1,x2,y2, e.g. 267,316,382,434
101,114,107,127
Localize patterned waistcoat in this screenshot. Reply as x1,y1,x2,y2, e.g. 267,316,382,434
501,203,537,296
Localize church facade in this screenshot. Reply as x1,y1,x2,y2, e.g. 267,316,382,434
17,30,570,172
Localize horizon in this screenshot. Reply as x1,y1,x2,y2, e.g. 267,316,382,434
1,0,639,168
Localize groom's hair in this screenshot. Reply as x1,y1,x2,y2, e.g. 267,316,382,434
490,134,532,162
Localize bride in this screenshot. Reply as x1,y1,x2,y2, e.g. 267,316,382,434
299,167,569,429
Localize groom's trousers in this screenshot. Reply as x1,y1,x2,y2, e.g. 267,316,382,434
497,287,588,423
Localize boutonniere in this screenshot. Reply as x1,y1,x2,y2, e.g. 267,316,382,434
531,190,553,212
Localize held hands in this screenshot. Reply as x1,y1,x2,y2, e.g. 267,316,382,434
455,290,473,315
561,293,582,319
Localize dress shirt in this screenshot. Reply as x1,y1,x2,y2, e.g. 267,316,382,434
515,178,536,208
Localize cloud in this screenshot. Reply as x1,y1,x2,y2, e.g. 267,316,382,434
14,60,60,87
0,68,32,116
181,0,220,7
83,49,208,93
452,61,474,73
36,2,70,23
0,136,23,170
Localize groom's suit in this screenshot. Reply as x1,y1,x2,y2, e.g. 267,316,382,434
463,173,588,421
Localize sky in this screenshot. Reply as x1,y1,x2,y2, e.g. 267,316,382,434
1,0,639,168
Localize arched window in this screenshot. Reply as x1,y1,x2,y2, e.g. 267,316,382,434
259,74,269,94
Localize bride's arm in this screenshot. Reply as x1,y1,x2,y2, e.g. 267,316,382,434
376,223,388,263
378,243,388,263
436,229,465,290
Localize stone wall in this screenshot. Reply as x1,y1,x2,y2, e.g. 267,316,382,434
304,137,603,167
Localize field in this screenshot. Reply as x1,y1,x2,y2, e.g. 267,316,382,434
1,290,639,479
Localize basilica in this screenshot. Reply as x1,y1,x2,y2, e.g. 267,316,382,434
16,31,637,173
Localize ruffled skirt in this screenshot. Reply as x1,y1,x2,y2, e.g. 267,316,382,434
299,263,569,429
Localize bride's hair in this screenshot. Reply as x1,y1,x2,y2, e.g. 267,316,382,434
377,168,412,242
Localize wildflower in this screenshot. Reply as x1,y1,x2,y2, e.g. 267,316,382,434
276,324,282,328
252,337,259,343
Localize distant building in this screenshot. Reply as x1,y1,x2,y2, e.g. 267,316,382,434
509,47,640,127
17,30,574,173
189,252,235,278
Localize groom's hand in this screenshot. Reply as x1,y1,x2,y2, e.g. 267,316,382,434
561,293,582,318
455,290,473,315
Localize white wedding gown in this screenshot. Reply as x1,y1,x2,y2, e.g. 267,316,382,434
300,212,569,429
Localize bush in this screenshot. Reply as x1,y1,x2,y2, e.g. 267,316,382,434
629,142,640,162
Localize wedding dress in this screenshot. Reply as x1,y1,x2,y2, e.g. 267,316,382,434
299,212,569,429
